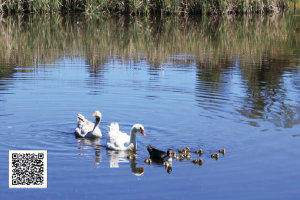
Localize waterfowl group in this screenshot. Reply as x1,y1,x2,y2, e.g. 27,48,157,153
74,111,226,171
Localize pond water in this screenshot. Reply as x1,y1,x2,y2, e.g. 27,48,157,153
0,13,300,199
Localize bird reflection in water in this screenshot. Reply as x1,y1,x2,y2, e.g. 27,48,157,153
106,150,144,176
76,137,102,165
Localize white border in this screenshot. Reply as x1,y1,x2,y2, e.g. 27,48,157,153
9,150,47,188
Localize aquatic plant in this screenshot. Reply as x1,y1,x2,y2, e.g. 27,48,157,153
0,0,296,15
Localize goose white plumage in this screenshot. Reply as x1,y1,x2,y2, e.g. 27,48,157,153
75,111,102,138
106,123,145,150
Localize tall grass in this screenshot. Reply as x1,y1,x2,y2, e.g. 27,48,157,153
0,0,296,15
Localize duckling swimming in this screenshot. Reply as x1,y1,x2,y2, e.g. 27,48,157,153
193,159,199,163
219,148,225,154
163,161,170,167
175,155,180,159
199,159,203,166
186,147,190,151
178,148,186,153
172,152,176,157
194,149,203,154
211,153,219,158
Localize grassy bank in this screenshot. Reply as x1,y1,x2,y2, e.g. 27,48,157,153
0,0,297,15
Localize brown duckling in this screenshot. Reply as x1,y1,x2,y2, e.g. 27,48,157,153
219,148,225,154
179,154,185,159
199,159,203,166
193,159,199,163
175,155,180,159
178,148,186,153
186,147,190,151
194,149,203,154
172,151,176,157
211,153,219,158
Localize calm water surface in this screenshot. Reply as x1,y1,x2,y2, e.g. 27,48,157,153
0,13,300,199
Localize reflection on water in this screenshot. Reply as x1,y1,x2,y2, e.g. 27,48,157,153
0,13,298,128
1,13,300,199
106,150,145,176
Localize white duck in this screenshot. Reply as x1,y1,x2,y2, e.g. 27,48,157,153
75,111,102,138
106,123,145,150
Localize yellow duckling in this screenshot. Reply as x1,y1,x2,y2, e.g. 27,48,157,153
175,155,180,159
163,161,170,167
186,154,191,159
211,153,219,158
186,152,191,156
219,148,225,154
186,147,190,151
179,154,185,159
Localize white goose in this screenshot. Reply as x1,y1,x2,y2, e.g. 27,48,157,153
106,123,145,150
75,111,102,138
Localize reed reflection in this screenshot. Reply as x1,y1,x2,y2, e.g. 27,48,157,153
238,59,300,128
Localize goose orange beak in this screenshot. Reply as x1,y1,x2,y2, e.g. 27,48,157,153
141,130,146,136
93,112,97,117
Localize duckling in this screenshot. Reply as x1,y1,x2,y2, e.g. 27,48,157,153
199,159,203,166
175,155,180,159
194,149,203,154
179,154,185,159
163,161,170,167
186,154,191,160
127,154,137,159
186,147,190,151
193,159,199,163
219,148,225,154
172,151,176,157
178,148,186,153
186,152,191,156
211,153,219,158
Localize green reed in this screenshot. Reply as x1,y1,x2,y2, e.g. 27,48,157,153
0,0,296,15
0,14,299,71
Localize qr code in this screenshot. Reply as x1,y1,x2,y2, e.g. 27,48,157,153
9,150,47,188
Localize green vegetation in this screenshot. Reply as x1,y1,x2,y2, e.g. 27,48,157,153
0,0,296,15
0,14,299,70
